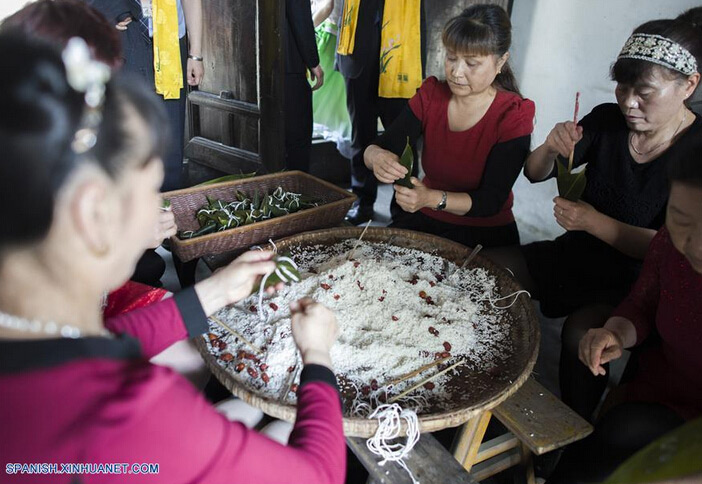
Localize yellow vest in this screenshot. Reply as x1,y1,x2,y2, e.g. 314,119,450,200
152,0,183,100
337,0,422,99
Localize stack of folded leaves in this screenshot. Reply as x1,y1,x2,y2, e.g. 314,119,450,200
178,187,320,239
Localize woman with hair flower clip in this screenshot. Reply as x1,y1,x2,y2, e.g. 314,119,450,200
0,33,345,484
2,0,180,290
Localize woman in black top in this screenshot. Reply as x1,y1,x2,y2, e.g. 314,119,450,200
486,16,702,421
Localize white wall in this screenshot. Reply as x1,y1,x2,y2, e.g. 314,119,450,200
0,0,28,21
509,0,699,243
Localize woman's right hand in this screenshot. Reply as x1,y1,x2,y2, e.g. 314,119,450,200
195,250,279,315
544,121,584,158
364,145,407,184
290,298,338,369
578,328,623,376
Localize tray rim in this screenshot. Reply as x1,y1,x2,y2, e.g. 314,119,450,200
196,226,540,437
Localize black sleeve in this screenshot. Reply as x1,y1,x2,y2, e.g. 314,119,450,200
286,0,320,69
173,286,209,338
524,104,613,183
374,105,423,157
86,0,138,23
300,364,339,391
466,135,531,217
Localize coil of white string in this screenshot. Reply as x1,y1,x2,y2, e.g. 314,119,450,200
366,403,421,484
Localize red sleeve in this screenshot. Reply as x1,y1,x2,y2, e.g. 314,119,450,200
408,76,440,124
497,96,535,143
104,287,209,359
96,366,346,484
611,228,667,345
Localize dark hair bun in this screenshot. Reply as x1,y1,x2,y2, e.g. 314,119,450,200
0,32,169,251
677,7,702,32
0,32,83,247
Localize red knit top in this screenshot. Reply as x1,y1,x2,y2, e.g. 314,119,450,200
0,289,346,483
408,77,535,227
612,227,702,420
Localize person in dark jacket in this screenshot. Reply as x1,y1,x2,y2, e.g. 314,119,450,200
285,0,324,172
87,0,203,192
336,0,425,225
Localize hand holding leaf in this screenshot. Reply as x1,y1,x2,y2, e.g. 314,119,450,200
394,137,414,189
553,196,598,232
367,144,408,184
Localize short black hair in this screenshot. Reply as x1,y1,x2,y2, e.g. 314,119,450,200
0,32,168,250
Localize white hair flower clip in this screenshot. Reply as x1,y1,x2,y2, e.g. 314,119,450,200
61,37,111,154
62,37,110,106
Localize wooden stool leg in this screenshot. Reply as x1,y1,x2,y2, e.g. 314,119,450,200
452,411,492,472
519,441,536,484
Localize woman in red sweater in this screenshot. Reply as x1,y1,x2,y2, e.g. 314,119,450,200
546,147,702,483
363,5,535,248
0,33,345,484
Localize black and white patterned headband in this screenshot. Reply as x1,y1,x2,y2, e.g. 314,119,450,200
618,33,698,76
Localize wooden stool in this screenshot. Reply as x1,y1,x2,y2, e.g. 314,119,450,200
452,378,593,483
347,378,591,483
348,433,478,484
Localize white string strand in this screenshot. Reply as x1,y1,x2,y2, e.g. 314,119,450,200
366,404,421,484
482,289,531,309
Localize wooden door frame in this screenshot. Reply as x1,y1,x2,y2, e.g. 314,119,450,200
185,0,285,176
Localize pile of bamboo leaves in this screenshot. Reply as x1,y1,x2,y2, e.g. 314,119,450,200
179,187,320,239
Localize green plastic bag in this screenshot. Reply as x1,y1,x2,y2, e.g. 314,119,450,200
603,417,702,484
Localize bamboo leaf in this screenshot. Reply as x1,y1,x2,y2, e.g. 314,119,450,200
251,255,301,294
556,160,586,201
196,172,257,186
395,137,414,189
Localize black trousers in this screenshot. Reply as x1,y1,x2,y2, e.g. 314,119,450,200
284,73,313,172
345,76,411,208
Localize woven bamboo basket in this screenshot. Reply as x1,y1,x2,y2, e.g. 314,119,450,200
163,171,357,262
195,227,540,437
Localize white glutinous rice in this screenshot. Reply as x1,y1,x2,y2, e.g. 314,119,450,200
205,240,518,414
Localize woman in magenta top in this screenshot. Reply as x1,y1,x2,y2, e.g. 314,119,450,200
547,150,702,483
364,5,535,248
0,33,345,484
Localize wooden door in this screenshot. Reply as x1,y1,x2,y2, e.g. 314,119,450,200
185,0,284,183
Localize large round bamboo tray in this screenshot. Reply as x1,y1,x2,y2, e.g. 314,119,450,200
196,227,540,437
